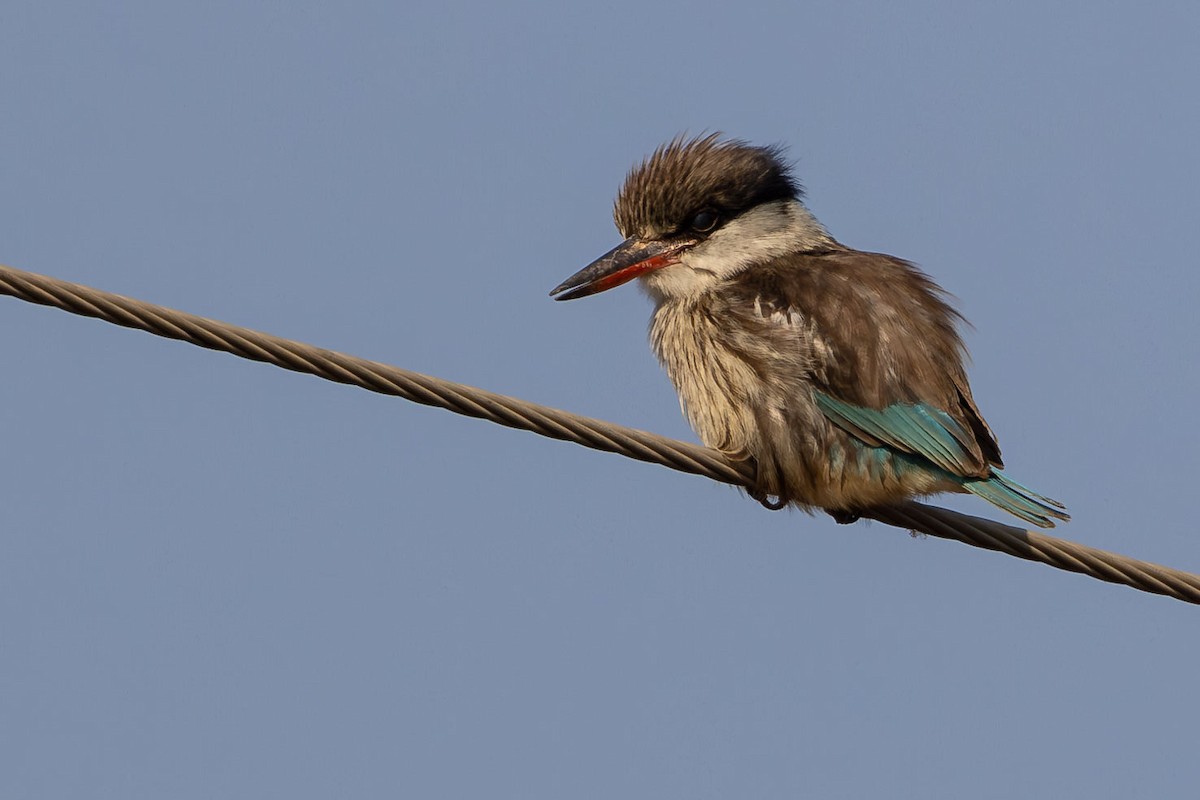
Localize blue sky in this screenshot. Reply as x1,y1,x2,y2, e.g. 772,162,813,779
2,2,1198,797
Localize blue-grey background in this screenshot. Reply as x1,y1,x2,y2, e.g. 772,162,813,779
2,2,1197,797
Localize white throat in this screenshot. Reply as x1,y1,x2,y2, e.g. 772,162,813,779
637,199,832,303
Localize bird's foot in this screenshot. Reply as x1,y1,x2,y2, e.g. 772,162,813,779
827,508,862,525
749,488,788,511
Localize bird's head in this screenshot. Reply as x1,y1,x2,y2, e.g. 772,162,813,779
551,134,831,303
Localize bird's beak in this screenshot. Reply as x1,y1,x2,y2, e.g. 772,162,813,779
550,236,695,301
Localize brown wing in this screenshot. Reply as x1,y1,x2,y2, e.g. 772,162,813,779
724,248,1004,475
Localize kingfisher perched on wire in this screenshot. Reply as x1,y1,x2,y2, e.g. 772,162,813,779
550,134,1069,528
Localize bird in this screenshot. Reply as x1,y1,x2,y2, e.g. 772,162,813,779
550,134,1069,528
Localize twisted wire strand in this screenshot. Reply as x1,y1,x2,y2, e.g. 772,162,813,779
2,262,1196,605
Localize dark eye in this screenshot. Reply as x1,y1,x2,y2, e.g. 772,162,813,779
689,209,720,233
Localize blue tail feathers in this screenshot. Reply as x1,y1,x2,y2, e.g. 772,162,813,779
962,469,1070,528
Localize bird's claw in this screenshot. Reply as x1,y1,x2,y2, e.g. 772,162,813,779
750,488,788,511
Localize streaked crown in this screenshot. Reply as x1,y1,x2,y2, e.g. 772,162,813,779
613,134,800,239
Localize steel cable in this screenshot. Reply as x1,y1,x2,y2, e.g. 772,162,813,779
2,262,1196,605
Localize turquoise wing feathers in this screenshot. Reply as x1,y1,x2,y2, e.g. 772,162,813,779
814,391,1069,527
